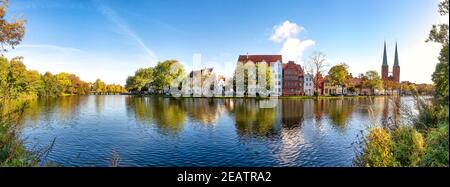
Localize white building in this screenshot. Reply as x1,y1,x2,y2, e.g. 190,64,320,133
304,73,314,96
237,55,283,96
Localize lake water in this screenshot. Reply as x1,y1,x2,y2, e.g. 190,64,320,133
19,95,413,167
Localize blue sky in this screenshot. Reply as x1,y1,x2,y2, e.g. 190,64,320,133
5,0,447,84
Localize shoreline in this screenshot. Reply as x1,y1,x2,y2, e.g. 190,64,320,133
120,94,422,99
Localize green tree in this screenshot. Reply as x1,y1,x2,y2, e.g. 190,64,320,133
55,72,71,95
41,72,61,97
93,79,106,95
152,60,186,93
427,0,449,100
363,71,383,95
328,63,349,95
8,57,29,98
125,76,135,92
26,70,44,96
133,67,153,92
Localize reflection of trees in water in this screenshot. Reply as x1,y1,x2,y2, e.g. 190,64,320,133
127,96,186,134
231,100,276,138
182,98,223,125
94,95,105,114
23,96,86,127
326,99,353,129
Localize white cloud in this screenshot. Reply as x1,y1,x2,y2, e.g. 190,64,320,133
270,20,315,62
270,20,304,43
280,38,315,62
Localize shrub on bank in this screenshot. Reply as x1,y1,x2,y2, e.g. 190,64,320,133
421,123,449,167
390,127,425,166
355,127,397,167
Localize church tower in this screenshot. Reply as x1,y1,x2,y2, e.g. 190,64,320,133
381,41,389,80
393,42,400,83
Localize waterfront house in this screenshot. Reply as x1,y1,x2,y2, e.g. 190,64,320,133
183,68,214,97
304,73,314,96
282,61,304,96
236,55,283,96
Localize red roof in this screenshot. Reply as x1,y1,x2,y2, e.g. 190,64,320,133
238,55,282,64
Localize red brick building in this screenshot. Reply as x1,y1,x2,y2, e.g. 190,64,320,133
282,61,304,96
381,41,400,83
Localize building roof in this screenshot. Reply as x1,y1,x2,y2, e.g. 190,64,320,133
394,42,399,67
382,41,388,66
282,61,304,74
238,55,282,64
349,77,362,86
189,68,213,77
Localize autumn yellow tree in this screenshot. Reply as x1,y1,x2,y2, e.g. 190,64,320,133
0,0,25,53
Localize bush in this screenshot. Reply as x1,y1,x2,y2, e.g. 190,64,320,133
354,127,398,167
414,97,449,130
421,123,449,167
390,127,425,166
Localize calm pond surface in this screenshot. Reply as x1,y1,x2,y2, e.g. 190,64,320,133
19,95,414,167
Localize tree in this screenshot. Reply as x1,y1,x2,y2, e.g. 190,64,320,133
0,0,26,53
427,0,449,100
152,60,186,93
8,57,29,97
125,76,136,92
306,51,328,95
93,79,106,95
41,72,61,97
133,67,153,93
383,79,395,95
358,73,368,95
55,72,71,95
328,63,349,95
401,83,411,95
363,71,383,95
26,70,44,96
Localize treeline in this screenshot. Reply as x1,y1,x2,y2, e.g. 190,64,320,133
125,60,185,94
0,56,126,99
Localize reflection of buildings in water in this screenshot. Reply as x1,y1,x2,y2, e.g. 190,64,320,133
380,96,403,128
277,123,305,166
280,100,304,128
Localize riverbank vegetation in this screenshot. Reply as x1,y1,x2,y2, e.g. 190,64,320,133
354,0,449,167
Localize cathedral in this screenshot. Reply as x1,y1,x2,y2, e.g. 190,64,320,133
381,41,400,83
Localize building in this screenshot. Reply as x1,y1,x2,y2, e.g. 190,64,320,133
304,73,314,96
282,61,304,96
237,55,283,96
381,41,400,83
182,68,214,96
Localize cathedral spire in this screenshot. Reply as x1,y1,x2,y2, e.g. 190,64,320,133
382,41,388,66
394,42,399,67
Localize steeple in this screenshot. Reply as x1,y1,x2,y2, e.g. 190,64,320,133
394,42,399,67
382,41,388,66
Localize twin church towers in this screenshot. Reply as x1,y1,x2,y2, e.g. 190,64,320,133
381,41,400,83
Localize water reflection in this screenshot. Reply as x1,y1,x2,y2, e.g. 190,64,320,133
19,95,413,166
126,96,186,134
23,96,408,137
